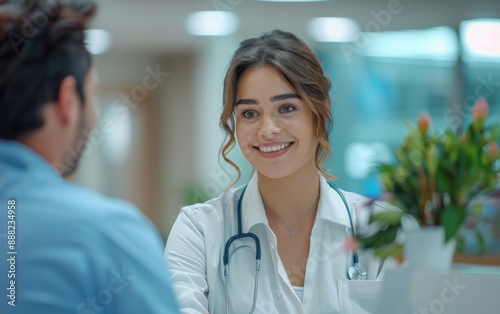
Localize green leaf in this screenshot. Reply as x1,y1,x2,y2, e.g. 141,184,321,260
357,226,399,249
436,169,453,193
370,211,404,226
441,206,466,241
426,144,439,175
474,230,486,255
373,243,403,262
456,235,465,252
489,124,499,140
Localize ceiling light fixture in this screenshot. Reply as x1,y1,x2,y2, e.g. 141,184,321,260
308,17,359,42
362,27,458,61
461,18,500,62
186,11,239,36
84,29,112,55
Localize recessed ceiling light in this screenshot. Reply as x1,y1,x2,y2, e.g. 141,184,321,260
362,27,458,61
186,11,239,36
461,18,500,62
84,29,112,55
308,17,359,42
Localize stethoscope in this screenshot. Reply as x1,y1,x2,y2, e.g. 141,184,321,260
223,181,367,313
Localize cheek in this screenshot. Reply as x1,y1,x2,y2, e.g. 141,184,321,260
299,119,317,149
236,123,254,156
86,100,99,130
235,117,249,141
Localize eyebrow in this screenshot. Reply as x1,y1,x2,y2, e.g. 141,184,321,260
235,93,300,106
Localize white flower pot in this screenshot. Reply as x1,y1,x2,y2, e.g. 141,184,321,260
403,226,456,271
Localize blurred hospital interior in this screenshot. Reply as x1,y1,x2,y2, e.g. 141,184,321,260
74,0,500,258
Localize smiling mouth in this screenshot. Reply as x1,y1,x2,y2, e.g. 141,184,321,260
256,143,292,153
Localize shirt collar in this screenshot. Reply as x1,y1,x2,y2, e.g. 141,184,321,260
315,176,353,228
239,172,357,233
240,172,269,233
0,140,62,183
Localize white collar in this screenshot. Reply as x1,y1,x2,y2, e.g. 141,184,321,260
240,172,269,233
315,175,354,228
239,173,356,233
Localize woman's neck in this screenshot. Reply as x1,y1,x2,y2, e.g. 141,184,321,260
257,159,321,224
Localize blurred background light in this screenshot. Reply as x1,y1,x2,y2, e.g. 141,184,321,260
308,17,359,42
344,142,392,179
362,26,458,62
84,29,112,55
186,11,239,36
257,0,331,2
461,18,500,63
102,105,133,165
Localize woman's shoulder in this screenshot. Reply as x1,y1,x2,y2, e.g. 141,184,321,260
338,189,395,212
321,176,367,201
338,189,371,203
331,187,401,221
324,182,371,205
167,186,244,246
179,186,243,220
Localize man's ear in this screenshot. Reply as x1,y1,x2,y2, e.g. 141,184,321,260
55,76,79,125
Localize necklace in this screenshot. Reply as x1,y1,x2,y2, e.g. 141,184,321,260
266,201,317,238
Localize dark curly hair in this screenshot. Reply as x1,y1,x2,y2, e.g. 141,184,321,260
220,30,333,183
0,0,97,140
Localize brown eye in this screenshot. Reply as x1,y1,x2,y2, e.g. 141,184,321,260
241,110,258,119
279,104,296,114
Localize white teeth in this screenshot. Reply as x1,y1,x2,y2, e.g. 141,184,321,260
259,143,290,153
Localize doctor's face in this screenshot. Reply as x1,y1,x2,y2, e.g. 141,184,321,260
235,65,317,179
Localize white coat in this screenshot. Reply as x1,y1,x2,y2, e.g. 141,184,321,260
165,173,391,314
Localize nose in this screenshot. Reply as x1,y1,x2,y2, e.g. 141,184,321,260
258,113,281,138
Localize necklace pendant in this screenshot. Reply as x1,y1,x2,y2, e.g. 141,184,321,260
290,230,296,237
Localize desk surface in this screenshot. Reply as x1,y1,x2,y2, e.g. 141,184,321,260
376,264,500,314
453,253,500,266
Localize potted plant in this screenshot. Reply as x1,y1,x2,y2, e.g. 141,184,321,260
353,98,500,268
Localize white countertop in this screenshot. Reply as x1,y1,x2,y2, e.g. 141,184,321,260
375,264,500,314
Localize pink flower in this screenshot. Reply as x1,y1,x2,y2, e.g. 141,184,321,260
379,192,394,203
488,141,499,158
342,236,360,252
472,98,489,122
417,112,431,134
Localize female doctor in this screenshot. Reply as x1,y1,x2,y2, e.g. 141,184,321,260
165,30,390,314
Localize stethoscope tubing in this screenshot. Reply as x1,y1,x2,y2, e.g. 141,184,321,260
222,179,366,313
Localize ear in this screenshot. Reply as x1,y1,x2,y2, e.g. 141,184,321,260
55,76,79,125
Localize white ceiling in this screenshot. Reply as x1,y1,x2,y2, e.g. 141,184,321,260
92,0,500,54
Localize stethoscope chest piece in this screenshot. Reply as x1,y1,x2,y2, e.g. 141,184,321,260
347,263,367,280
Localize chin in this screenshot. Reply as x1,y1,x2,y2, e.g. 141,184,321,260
256,166,293,180
60,161,80,178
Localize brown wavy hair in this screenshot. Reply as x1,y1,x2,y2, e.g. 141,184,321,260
220,30,333,184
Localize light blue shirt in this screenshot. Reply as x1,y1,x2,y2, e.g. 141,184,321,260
0,140,179,314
